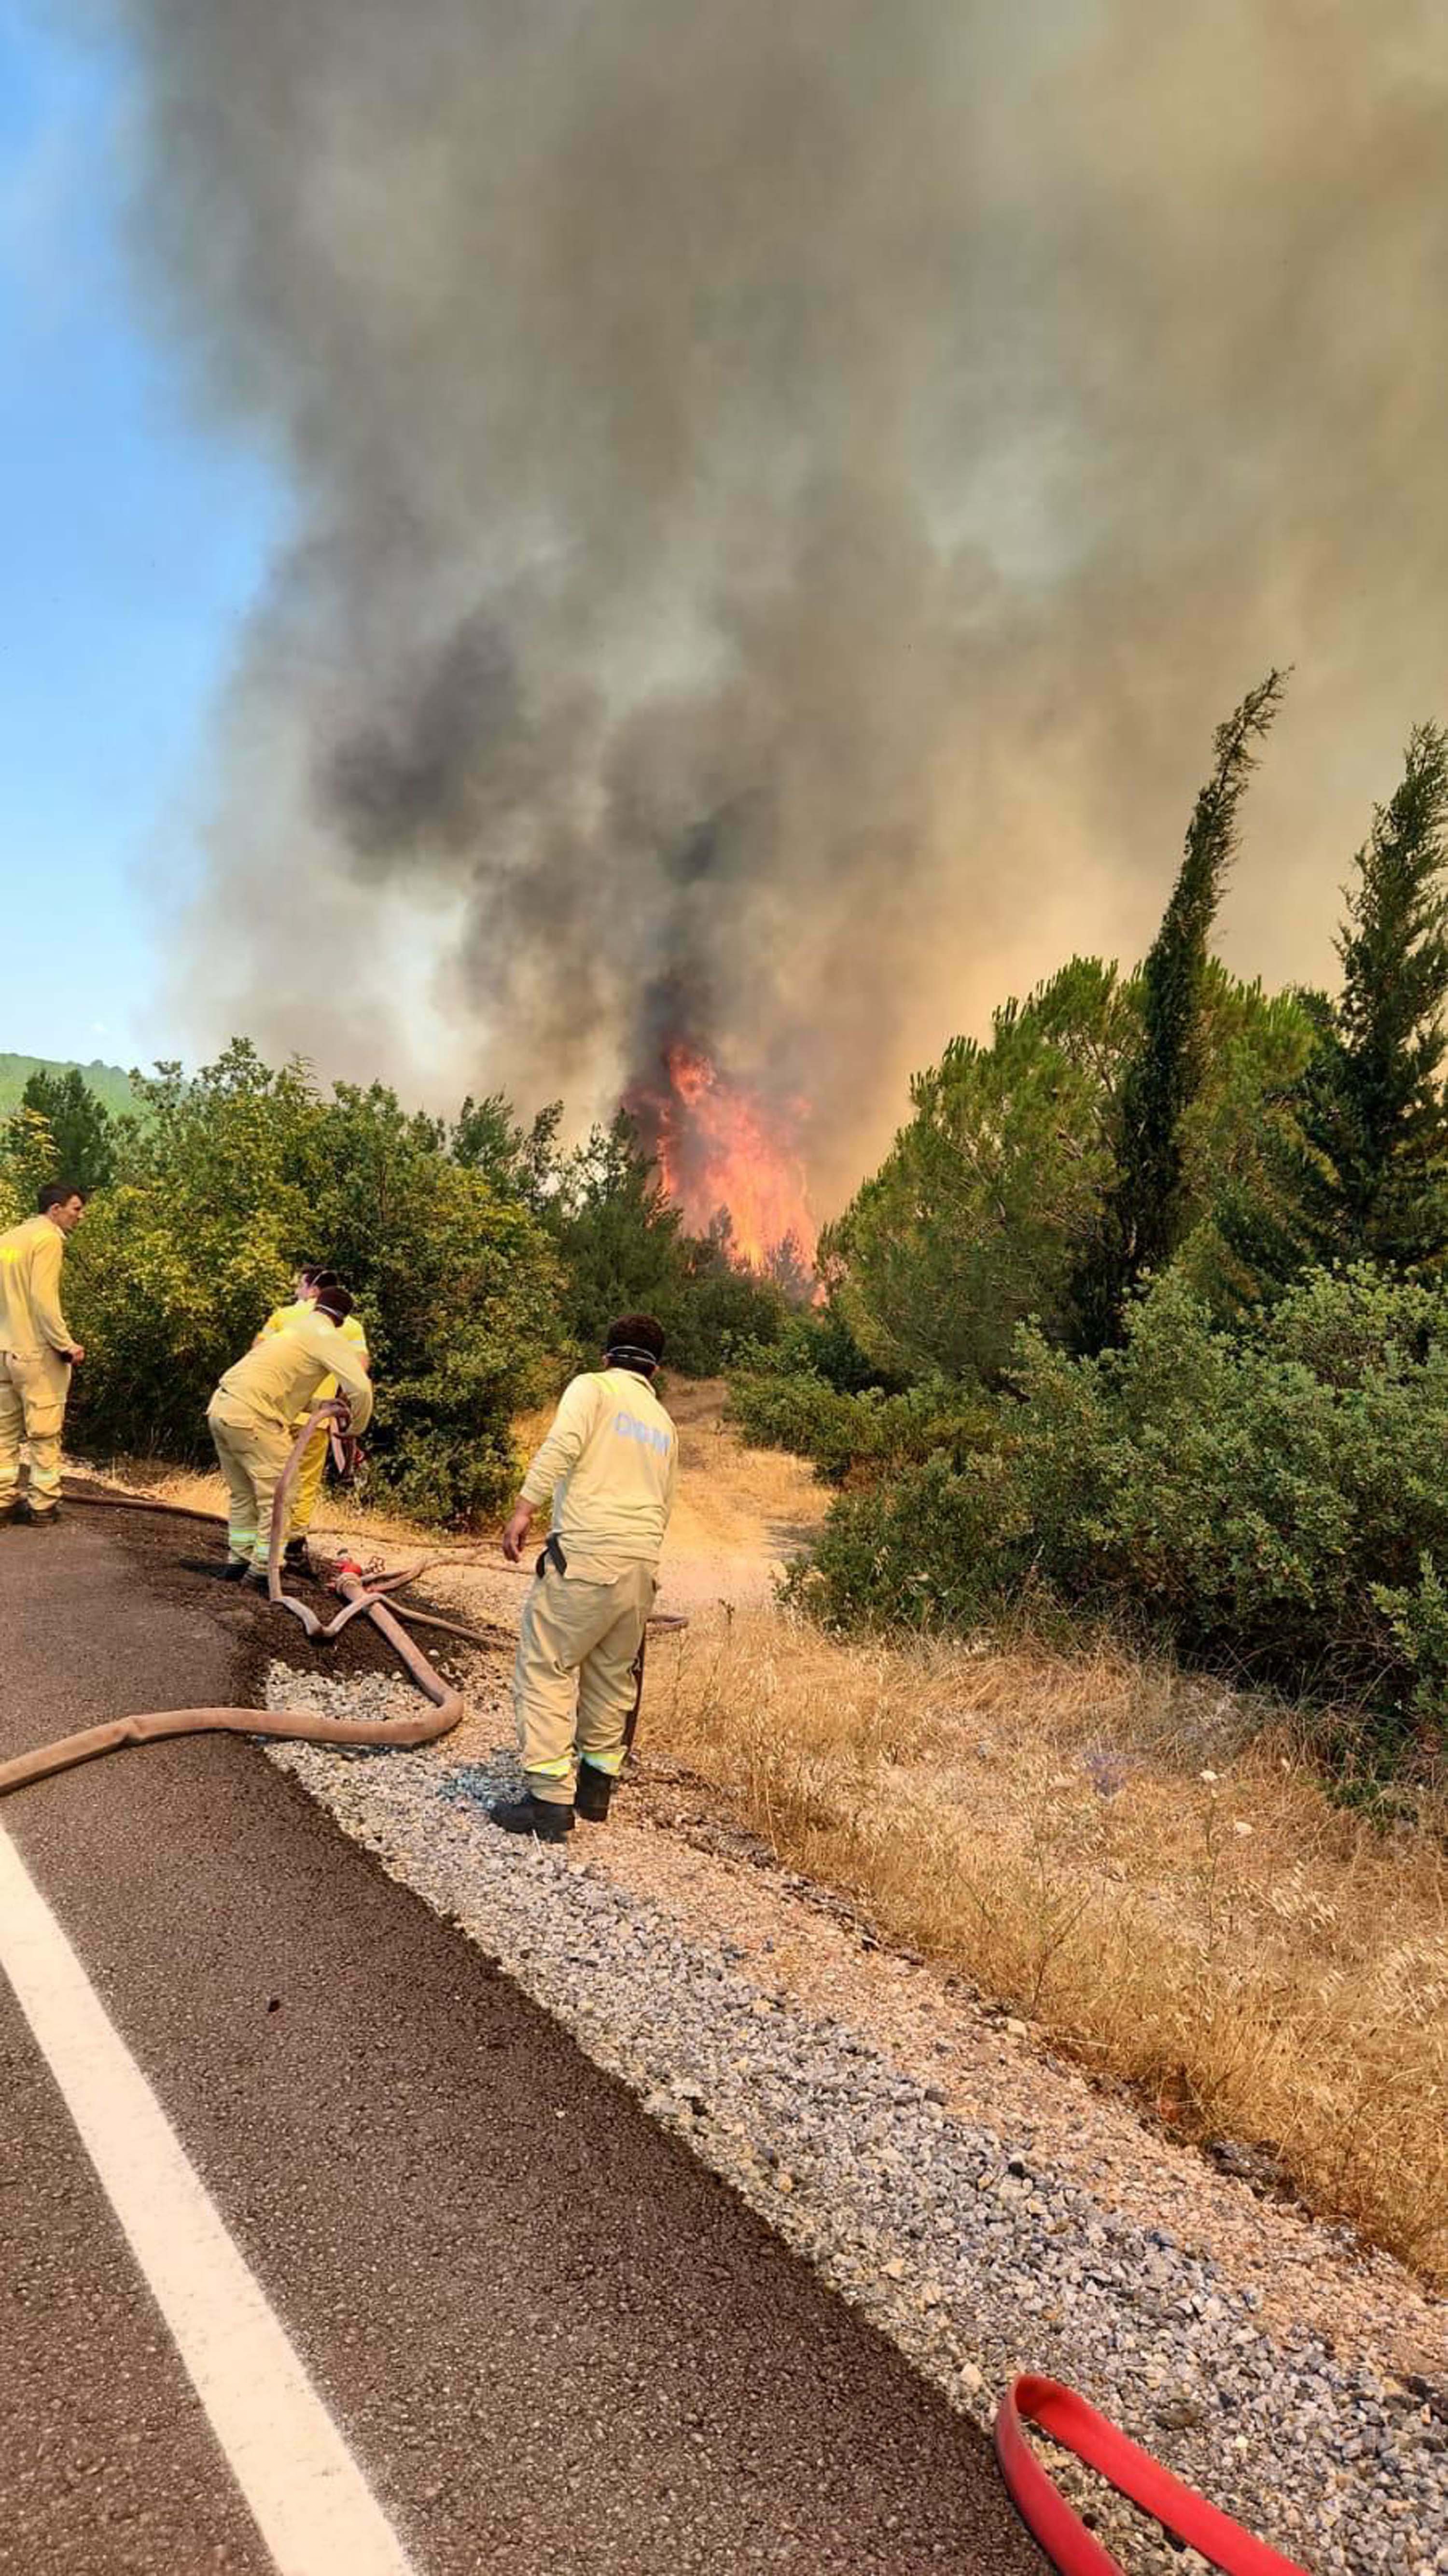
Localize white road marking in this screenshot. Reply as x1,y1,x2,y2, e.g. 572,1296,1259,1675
0,1823,417,2576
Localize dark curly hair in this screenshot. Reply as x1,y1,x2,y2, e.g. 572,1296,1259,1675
604,1313,665,1373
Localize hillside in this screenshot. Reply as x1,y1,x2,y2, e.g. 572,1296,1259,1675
0,1053,139,1120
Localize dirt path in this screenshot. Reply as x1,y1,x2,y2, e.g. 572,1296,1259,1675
84,1377,824,1620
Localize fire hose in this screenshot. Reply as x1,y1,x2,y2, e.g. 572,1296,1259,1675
0,1407,689,1798
993,2375,1310,2575
0,1403,466,1797
0,1439,1312,2571
57,1470,505,1650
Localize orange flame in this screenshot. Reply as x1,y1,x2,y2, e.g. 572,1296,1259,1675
640,1042,820,1282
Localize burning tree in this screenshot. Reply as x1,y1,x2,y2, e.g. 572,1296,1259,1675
626,1041,821,1292
544,1108,800,1367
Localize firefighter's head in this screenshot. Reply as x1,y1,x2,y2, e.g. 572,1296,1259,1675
603,1314,665,1377
39,1181,86,1235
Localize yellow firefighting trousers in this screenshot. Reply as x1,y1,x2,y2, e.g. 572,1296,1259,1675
513,1557,656,1805
0,1348,70,1515
207,1393,294,1570
288,1421,330,1537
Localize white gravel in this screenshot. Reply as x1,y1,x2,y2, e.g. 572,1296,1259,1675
264,1663,1448,2576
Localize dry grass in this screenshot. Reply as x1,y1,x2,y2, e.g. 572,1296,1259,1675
82,1395,1448,2276
645,1605,1448,2280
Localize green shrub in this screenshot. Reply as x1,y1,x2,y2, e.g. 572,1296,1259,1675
658,1260,789,1377
1372,1555,1448,1732
728,1371,877,1481
0,1106,60,1225
791,1447,1020,1623
738,1302,891,1395
728,1367,993,1485
804,1265,1448,1757
63,1043,563,1525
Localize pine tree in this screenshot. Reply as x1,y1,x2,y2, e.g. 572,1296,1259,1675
16,1067,115,1192
548,1111,686,1339
1203,986,1339,1312
1072,670,1286,1350
449,1090,562,1213
833,957,1134,1383
766,1228,815,1304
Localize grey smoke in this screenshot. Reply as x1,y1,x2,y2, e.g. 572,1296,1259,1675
114,0,1448,1210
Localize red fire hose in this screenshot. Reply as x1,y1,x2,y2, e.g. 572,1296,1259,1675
994,2376,1311,2575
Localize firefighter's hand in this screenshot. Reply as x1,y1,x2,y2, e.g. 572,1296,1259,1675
501,1503,533,1564
64,1343,85,1367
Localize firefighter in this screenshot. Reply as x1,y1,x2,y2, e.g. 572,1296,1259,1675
206,1281,374,1582
255,1265,370,1569
489,1313,678,1840
0,1180,87,1528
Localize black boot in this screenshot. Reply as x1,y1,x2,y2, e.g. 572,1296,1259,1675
485,1794,574,1842
283,1537,312,1574
17,1501,61,1528
574,1763,615,1823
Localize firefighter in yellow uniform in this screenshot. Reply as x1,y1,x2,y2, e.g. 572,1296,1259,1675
0,1180,87,1527
256,1266,370,1568
207,1283,374,1582
490,1313,677,1840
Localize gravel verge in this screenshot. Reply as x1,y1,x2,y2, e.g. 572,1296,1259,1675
264,1662,1448,2576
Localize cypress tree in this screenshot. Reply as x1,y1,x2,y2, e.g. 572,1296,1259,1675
1073,670,1286,1351
1317,724,1448,1267
1212,724,1448,1298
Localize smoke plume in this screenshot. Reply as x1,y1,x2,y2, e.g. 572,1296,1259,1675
117,0,1448,1211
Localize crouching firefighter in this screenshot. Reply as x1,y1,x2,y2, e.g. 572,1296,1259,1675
490,1313,678,1840
255,1265,371,1571
206,1282,374,1582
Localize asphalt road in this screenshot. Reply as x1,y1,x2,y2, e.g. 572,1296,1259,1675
0,1500,1043,2575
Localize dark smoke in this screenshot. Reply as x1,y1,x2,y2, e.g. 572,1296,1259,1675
113,0,1448,1211
323,613,521,861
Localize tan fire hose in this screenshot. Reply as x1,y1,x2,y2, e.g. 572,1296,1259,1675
57,1469,506,1649
4,1412,691,1800
0,1406,466,1798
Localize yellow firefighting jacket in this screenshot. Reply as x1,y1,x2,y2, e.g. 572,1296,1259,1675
520,1367,678,1576
217,1314,374,1437
0,1214,76,1358
260,1298,369,1410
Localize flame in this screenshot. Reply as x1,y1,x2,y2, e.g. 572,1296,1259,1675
635,1042,820,1282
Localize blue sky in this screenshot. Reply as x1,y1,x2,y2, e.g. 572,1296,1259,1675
0,9,280,1071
